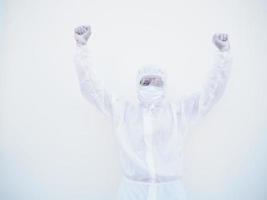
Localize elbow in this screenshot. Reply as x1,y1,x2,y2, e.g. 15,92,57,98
79,83,99,105
80,86,91,100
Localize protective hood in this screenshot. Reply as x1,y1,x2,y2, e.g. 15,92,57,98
136,65,167,106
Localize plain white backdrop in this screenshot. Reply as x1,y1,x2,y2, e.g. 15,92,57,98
0,0,267,199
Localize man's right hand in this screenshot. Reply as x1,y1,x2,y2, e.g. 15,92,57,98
212,33,230,52
74,25,91,46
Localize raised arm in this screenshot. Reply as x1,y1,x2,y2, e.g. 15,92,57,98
177,33,232,127
74,25,124,122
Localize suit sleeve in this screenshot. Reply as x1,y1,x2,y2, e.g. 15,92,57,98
74,45,125,125
177,50,233,127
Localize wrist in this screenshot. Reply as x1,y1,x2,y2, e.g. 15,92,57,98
76,42,87,47
219,46,230,52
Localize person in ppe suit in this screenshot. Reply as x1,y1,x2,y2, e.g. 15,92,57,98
73,25,232,200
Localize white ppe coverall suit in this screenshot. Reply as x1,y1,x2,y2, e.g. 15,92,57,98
74,37,232,200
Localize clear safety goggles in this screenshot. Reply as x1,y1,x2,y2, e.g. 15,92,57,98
139,75,164,87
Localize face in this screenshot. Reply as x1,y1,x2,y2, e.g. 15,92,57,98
137,75,165,104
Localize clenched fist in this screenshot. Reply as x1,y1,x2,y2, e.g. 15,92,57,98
213,33,230,51
74,25,91,46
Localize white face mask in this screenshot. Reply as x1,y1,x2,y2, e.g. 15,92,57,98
137,85,165,104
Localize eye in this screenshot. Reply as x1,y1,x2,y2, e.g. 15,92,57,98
140,79,150,86
144,80,150,85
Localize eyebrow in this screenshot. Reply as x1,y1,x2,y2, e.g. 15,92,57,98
142,75,162,79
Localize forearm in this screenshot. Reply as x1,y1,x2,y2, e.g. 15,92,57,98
198,49,232,115
75,45,99,90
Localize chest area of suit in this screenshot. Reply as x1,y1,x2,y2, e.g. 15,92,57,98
124,104,174,134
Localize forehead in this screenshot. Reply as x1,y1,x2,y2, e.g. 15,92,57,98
140,75,163,80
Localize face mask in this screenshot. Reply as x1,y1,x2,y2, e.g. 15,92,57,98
137,85,165,104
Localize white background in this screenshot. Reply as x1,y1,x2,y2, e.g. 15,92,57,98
0,0,267,199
